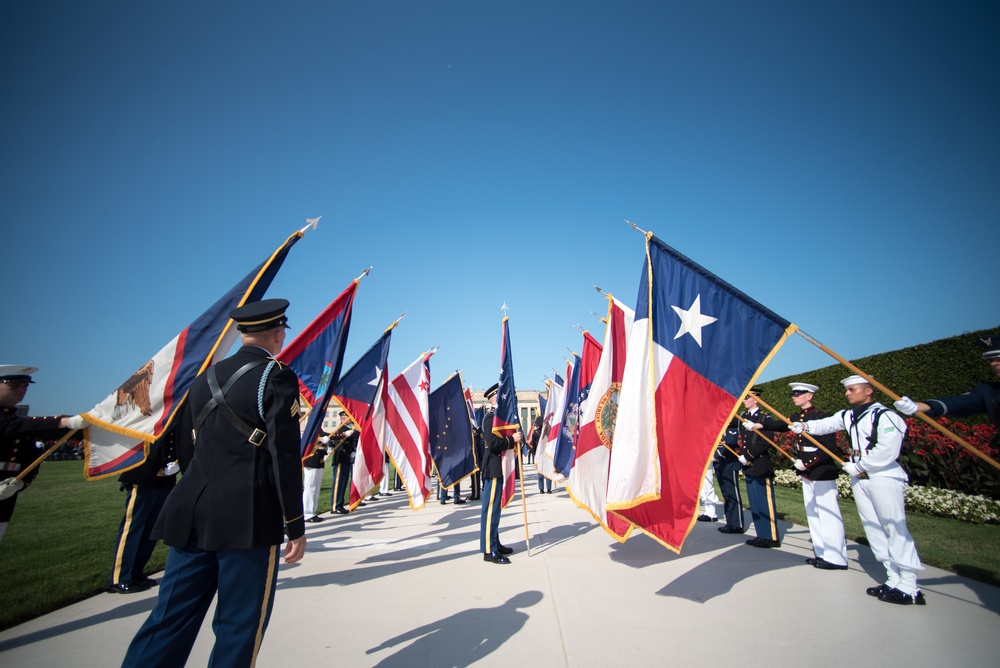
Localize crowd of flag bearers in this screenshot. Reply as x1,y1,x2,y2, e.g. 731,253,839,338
5,222,1000,665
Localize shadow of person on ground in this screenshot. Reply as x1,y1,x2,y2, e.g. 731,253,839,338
365,591,543,667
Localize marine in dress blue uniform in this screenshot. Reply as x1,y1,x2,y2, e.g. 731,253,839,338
0,365,72,542
122,299,307,667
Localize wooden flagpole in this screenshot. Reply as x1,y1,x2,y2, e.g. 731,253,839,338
516,440,532,557
752,395,845,465
796,330,1000,471
743,427,796,463
0,430,80,501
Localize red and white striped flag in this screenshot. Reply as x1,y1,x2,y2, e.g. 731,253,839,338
377,350,435,509
568,296,635,541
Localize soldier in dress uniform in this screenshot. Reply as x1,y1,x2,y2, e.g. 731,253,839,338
479,383,520,564
894,334,1000,454
330,411,358,514
714,423,746,534
302,432,330,523
736,388,781,548
121,299,307,667
106,426,180,593
792,375,925,605
0,365,74,542
754,382,847,569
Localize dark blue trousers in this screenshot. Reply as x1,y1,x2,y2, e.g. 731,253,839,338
479,477,503,554
537,473,551,493
109,484,171,586
332,462,350,511
121,537,279,668
745,474,779,542
714,459,745,530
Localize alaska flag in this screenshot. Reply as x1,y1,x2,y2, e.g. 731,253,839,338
331,331,392,427
429,373,477,488
493,316,520,508
277,279,358,455
607,233,796,552
81,228,302,480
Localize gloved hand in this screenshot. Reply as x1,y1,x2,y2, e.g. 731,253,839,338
741,420,756,431
66,415,88,430
738,455,749,466
842,462,863,478
894,397,919,416
793,459,806,472
789,422,805,434
319,436,330,445
0,478,25,501
163,461,180,476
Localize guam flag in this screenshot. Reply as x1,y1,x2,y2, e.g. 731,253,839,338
607,233,796,552
277,277,360,455
80,227,304,480
493,316,520,508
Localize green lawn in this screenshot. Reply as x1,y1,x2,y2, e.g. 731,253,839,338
1,462,997,631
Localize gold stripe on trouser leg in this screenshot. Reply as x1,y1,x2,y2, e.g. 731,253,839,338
111,486,138,584
485,481,497,553
331,464,342,511
765,478,777,540
250,545,279,668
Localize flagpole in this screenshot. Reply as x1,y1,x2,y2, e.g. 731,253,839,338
744,428,796,462
796,329,1000,471
752,395,845,465
516,440,532,557
0,430,80,498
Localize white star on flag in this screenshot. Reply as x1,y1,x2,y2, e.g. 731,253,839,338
671,294,717,347
368,367,383,388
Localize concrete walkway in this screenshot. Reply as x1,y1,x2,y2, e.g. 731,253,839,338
2,468,999,667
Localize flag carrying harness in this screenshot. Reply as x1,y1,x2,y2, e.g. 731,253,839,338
194,359,275,447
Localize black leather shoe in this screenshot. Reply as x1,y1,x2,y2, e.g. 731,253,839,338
813,559,848,570
805,557,819,565
497,544,513,555
306,516,325,523
106,582,150,594
483,552,511,564
133,576,158,588
454,497,466,505
380,492,393,497
746,538,780,548
717,525,744,534
866,583,890,597
335,508,350,514
878,587,926,605
696,514,717,522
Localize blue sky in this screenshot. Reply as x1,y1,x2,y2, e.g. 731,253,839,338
3,1,998,415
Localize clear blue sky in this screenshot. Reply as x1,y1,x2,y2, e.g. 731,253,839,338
3,1,998,416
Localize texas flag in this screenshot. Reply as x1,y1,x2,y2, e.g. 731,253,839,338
607,234,795,552
568,296,635,542
376,350,435,510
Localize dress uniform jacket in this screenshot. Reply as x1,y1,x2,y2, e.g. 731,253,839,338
923,382,1000,450
481,409,513,479
153,345,305,550
1,409,69,521
761,407,840,481
737,408,774,477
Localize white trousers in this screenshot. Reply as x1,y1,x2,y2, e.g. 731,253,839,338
802,478,847,566
380,460,391,494
852,476,923,594
302,467,324,519
699,467,719,518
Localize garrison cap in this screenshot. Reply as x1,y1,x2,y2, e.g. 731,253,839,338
979,335,1000,361
789,382,819,394
0,365,38,383
484,383,499,399
230,299,290,333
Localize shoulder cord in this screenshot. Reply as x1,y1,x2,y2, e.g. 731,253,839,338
257,360,276,421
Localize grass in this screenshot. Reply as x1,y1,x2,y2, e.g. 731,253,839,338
1,462,997,630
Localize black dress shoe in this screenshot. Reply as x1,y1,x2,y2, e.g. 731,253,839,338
335,508,350,514
483,552,511,564
305,516,325,523
877,587,926,605
805,557,819,566
866,583,890,597
696,514,717,522
717,525,744,534
746,538,780,548
106,582,150,594
813,559,848,570
133,576,158,588
454,497,466,505
380,492,393,497
497,544,513,555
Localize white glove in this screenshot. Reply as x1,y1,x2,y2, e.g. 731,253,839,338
163,461,180,476
66,415,88,430
793,459,806,472
738,455,749,466
894,396,919,416
842,462,862,478
741,420,756,431
319,436,330,445
0,478,25,501
788,422,805,434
